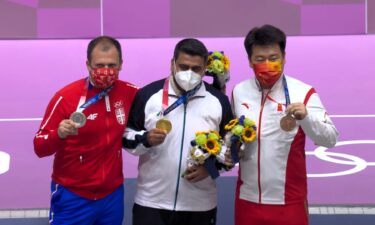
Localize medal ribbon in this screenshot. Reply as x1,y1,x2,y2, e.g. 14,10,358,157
75,78,113,112
161,77,201,116
280,75,296,131
282,75,291,107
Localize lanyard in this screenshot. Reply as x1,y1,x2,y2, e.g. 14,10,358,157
260,75,289,109
75,78,113,112
282,75,291,106
161,78,201,116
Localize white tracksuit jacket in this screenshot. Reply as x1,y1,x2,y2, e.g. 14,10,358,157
231,75,338,205
123,78,233,211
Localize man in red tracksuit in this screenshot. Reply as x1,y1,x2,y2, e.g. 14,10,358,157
33,36,138,225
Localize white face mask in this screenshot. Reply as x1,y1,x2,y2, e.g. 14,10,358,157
173,61,202,91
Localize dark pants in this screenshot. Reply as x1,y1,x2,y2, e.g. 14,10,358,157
133,203,217,225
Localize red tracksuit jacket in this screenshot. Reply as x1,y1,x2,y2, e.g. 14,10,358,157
34,78,138,200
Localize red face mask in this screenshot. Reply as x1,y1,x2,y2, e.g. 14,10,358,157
90,68,119,89
253,61,282,88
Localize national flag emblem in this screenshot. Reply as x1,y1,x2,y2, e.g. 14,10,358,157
115,108,126,125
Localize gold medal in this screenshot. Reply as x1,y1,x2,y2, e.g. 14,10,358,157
280,114,296,132
156,118,172,133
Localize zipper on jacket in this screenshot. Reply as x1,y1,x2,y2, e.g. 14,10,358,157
105,109,111,147
103,103,111,182
257,91,269,203
173,103,187,210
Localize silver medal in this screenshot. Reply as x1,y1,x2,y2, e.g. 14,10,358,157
70,112,86,128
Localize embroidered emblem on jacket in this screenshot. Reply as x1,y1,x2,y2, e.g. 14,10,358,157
115,108,125,125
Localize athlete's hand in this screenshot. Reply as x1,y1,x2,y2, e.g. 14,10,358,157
58,119,78,139
286,103,307,120
184,165,209,183
147,128,167,146
224,149,235,169
224,140,242,169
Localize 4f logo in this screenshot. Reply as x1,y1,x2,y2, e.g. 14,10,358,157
87,113,98,120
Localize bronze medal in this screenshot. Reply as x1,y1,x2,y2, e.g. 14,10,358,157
280,114,296,132
156,118,172,133
70,111,86,128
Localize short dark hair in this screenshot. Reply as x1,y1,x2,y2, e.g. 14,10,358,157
87,36,122,63
244,24,286,58
173,38,208,62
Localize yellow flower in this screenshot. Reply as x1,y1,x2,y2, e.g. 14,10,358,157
242,126,256,142
221,55,230,72
225,119,238,130
205,138,221,155
195,131,206,136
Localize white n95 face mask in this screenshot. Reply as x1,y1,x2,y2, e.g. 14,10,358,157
174,70,202,91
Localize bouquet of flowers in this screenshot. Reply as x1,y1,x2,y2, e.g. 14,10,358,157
205,51,230,92
224,115,257,163
184,130,226,179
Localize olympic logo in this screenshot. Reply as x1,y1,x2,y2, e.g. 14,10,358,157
306,140,375,177
0,151,10,175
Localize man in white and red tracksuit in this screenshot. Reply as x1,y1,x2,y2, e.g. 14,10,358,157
231,25,339,225
33,36,138,225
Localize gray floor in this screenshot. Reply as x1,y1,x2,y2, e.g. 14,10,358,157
1,215,375,225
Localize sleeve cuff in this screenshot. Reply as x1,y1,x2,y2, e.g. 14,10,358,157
137,131,152,148
48,129,66,151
